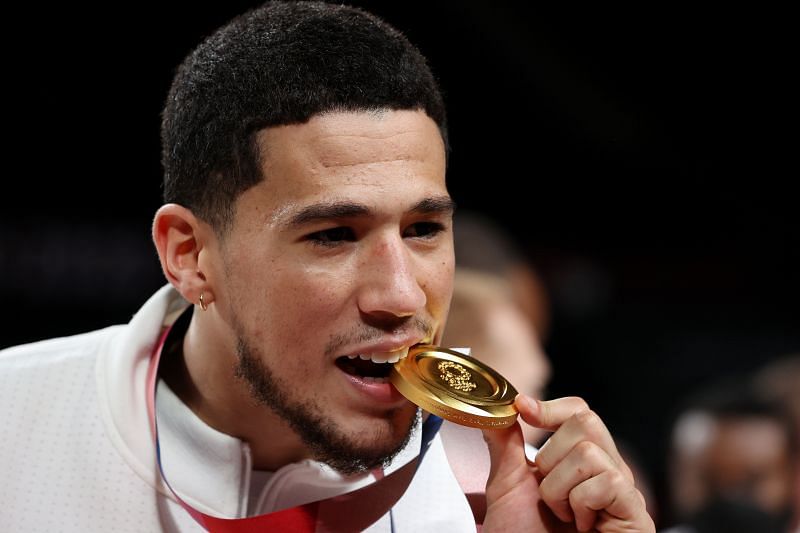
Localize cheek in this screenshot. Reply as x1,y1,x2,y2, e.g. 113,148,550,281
423,257,455,330
266,267,353,332
430,259,455,305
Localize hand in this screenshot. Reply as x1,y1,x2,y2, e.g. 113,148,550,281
481,395,655,532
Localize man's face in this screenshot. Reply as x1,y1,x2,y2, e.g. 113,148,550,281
214,110,453,472
707,417,794,514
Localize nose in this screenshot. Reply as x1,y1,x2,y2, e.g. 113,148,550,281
357,233,427,321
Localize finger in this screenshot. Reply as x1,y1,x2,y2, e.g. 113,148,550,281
515,394,589,431
537,440,618,524
568,469,647,532
534,407,633,483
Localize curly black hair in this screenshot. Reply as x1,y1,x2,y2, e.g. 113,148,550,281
161,1,448,233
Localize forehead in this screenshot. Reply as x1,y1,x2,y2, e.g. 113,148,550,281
713,418,789,451
254,109,446,200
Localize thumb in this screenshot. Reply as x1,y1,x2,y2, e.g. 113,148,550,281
483,393,541,482
481,421,554,533
482,421,532,499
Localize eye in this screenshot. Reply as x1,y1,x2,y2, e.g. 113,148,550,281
306,227,356,246
403,221,445,239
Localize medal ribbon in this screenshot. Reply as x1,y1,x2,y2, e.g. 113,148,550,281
146,326,443,532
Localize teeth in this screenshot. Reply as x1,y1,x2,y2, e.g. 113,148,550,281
362,376,389,384
347,346,411,364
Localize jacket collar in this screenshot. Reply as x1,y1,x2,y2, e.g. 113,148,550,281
96,285,424,518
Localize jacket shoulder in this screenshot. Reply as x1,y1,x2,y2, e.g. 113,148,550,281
0,326,124,369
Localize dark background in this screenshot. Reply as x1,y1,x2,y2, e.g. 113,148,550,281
2,2,797,527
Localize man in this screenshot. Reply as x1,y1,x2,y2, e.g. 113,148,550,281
754,354,800,532
665,378,797,533
0,2,654,531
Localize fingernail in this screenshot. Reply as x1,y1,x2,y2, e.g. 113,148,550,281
516,393,538,414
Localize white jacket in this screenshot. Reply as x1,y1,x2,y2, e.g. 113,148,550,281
0,285,475,532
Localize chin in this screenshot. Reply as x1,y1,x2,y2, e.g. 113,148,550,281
315,406,420,475
347,403,418,447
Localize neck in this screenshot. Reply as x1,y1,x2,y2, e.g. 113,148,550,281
160,307,311,471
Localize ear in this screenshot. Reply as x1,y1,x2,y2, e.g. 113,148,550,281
152,203,213,305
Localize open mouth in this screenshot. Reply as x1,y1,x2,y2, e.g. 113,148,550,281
335,348,411,383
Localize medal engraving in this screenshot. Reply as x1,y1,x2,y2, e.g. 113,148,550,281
437,361,477,392
390,345,518,429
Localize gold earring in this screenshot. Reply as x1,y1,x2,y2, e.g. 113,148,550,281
199,292,208,311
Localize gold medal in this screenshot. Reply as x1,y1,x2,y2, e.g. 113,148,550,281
390,345,518,429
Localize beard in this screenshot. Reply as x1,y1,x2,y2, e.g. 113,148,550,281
233,334,419,475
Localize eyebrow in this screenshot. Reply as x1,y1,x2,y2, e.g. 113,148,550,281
409,195,457,216
284,195,456,229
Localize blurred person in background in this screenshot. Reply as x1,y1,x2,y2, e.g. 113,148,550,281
439,211,660,523
441,211,552,446
664,376,798,533
436,211,553,517
755,354,800,532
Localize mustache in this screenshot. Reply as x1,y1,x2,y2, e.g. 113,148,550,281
324,317,432,357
